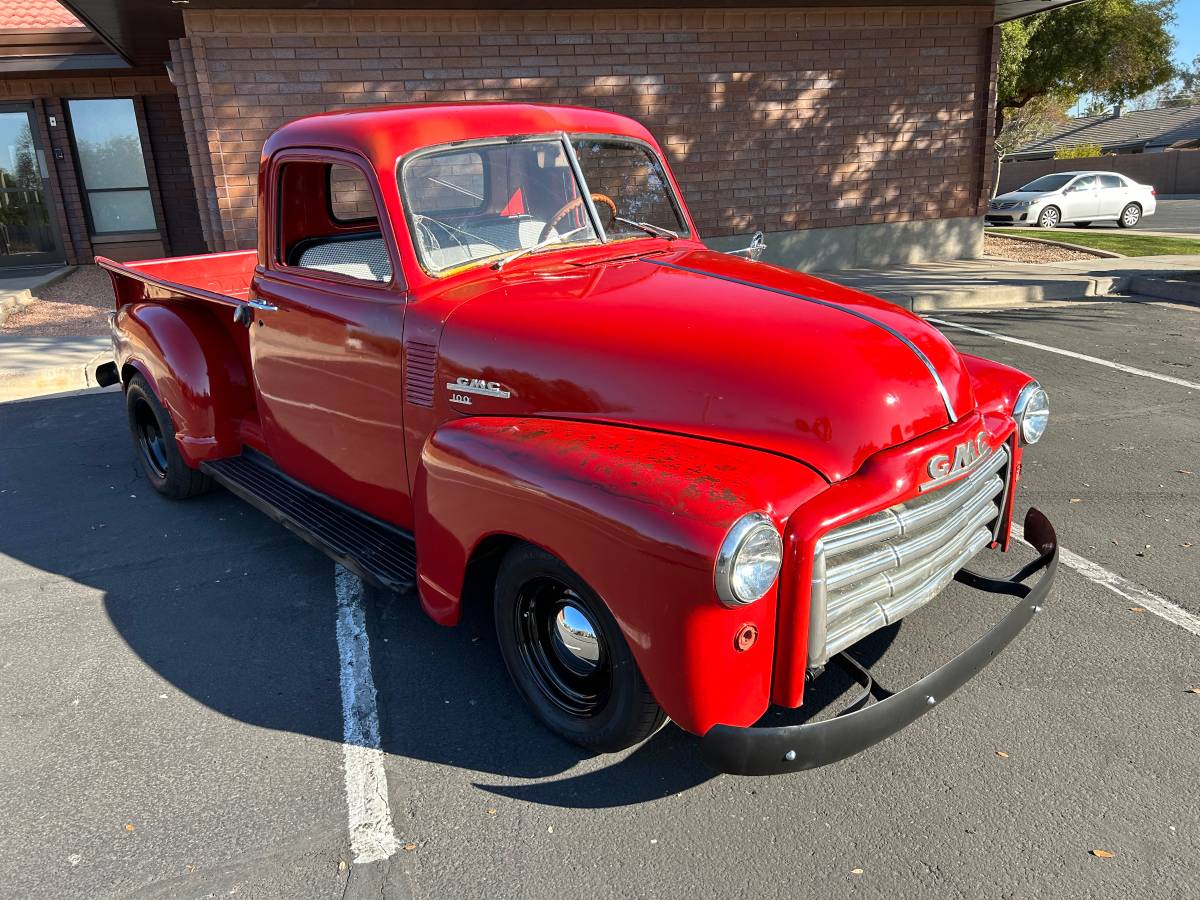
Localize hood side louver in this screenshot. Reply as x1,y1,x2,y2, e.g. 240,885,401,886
405,340,437,408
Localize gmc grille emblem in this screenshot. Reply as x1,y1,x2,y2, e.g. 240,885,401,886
921,430,990,491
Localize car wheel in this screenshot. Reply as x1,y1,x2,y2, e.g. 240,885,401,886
1037,206,1060,228
1074,221,1092,228
125,374,215,500
1118,203,1141,228
493,544,665,752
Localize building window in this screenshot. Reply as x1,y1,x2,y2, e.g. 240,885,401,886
66,98,156,234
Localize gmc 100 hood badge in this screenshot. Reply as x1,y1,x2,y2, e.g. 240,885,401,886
446,377,512,404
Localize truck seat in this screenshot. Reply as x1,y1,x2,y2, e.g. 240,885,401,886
297,236,392,283
415,215,551,271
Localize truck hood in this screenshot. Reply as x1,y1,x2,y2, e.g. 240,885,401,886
436,248,976,482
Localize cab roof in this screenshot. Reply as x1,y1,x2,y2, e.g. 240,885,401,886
261,102,659,168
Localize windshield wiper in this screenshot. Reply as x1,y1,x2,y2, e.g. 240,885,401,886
614,217,678,240
491,225,591,271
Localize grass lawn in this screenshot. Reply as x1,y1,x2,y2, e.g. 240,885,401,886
986,228,1200,257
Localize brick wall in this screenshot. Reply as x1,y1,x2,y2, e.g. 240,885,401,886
173,6,997,253
0,72,204,263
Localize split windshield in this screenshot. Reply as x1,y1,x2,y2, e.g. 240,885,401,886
400,135,687,274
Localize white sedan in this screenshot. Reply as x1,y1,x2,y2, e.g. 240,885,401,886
987,171,1157,229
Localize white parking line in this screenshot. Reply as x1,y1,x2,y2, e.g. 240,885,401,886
927,317,1200,392
335,565,401,864
1022,540,1200,638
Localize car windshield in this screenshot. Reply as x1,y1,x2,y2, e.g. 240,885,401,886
400,136,686,274
1018,174,1075,193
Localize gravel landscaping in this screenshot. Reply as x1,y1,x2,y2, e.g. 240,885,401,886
982,233,1099,263
1,266,114,338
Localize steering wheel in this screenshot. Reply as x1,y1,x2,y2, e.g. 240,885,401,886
540,193,618,242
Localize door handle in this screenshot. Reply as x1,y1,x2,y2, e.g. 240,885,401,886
234,298,277,328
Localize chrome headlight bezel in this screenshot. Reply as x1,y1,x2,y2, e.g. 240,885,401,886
1014,381,1050,445
715,512,784,607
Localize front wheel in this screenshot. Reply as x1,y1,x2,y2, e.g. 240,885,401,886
125,374,214,500
493,544,665,752
1037,206,1060,228
1118,203,1141,228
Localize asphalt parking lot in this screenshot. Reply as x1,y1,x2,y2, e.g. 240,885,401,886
1,296,1197,899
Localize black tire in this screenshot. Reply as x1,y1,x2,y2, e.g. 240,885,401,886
125,374,215,500
493,544,665,752
1037,206,1060,228
1074,221,1092,228
1118,203,1141,228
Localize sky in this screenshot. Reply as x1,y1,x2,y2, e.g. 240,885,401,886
1175,0,1199,68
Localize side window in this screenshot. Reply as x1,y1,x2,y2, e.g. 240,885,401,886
276,159,392,285
1100,175,1124,189
1071,175,1097,191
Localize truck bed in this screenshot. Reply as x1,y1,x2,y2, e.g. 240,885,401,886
96,250,257,307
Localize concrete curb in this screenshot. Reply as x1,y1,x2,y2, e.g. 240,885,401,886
1125,275,1200,307
894,275,1125,312
0,347,112,404
0,266,76,328
984,231,1122,258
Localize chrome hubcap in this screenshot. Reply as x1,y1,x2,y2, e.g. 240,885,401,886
1124,208,1138,225
512,578,610,717
551,604,601,675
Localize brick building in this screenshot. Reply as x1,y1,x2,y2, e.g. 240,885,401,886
1,0,1081,273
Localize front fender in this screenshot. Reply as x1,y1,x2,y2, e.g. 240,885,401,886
413,417,828,736
112,303,253,465
960,353,1033,428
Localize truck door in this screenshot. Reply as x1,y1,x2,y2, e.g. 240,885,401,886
249,151,412,529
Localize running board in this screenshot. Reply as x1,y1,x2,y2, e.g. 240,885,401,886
202,452,417,594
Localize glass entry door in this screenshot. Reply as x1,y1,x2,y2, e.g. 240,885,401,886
0,104,66,269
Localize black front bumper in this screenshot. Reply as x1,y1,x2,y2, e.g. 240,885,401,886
700,508,1059,776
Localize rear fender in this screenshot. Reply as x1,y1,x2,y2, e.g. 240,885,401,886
413,417,827,735
113,303,254,465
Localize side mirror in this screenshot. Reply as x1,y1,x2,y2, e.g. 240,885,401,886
728,231,766,261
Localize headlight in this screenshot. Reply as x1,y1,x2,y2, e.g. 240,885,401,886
1014,200,1033,209
1014,382,1050,444
715,512,783,606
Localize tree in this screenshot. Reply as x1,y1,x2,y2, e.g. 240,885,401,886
1054,142,1102,158
999,0,1176,123
992,0,1176,194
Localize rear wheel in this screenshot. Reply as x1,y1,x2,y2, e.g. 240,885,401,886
493,544,665,752
1037,206,1060,228
1118,203,1141,228
125,374,214,500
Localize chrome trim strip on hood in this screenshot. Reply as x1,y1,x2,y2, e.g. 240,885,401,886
642,259,959,424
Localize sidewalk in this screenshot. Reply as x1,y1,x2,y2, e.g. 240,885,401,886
0,267,72,327
0,334,113,403
816,254,1200,311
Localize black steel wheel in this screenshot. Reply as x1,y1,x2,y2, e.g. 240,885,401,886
494,544,664,752
125,374,215,500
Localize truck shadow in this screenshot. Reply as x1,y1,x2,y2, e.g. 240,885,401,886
1,391,897,812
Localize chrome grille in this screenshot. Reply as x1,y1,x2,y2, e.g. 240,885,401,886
808,444,1010,668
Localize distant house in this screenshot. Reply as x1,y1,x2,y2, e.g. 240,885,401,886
1012,104,1200,161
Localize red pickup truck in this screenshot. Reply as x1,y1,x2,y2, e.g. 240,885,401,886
97,103,1058,775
